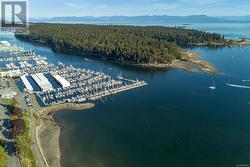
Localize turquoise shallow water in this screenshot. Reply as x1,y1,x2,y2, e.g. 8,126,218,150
1,22,250,167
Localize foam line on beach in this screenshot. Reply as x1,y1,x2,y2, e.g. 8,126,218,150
226,83,250,89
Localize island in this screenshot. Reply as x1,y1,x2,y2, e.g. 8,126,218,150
15,23,247,73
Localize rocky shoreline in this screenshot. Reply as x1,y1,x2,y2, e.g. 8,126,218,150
135,51,217,73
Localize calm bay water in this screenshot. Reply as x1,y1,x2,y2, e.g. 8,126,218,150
1,22,250,167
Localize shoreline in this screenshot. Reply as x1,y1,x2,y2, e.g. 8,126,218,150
9,78,96,167
36,102,95,167
38,116,60,167
38,103,95,115
134,52,217,73
15,36,248,74
15,38,221,74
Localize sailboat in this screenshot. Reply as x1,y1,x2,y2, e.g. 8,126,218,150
209,81,216,90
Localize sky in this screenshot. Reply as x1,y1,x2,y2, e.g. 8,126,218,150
29,0,250,17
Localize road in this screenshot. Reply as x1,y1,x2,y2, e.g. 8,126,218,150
9,78,48,167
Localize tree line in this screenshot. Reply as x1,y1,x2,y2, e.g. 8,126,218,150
16,23,226,64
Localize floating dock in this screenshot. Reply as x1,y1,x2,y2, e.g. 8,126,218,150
32,64,148,106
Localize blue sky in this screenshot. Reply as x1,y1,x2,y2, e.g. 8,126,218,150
29,0,250,17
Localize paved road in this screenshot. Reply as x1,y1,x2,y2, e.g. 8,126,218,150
9,78,47,167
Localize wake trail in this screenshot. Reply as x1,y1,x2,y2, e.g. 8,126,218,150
226,83,250,89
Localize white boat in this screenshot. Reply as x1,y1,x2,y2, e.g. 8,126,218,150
209,81,216,90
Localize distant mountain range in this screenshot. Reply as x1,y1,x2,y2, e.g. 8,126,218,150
30,15,250,25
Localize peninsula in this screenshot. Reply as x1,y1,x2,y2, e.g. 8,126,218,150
15,23,246,73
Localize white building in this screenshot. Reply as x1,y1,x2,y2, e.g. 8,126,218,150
20,75,33,92
2,91,17,99
32,73,53,91
1,69,22,78
52,74,71,88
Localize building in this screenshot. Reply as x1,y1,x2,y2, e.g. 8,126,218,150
1,69,22,78
20,75,33,92
2,91,17,99
52,74,71,88
31,73,53,91
0,41,11,47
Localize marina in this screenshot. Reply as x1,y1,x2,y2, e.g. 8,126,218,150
36,64,147,105
37,69,147,105
0,41,23,53
0,46,147,106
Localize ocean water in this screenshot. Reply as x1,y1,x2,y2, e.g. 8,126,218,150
1,22,250,167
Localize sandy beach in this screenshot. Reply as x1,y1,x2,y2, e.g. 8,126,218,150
39,118,61,167
37,102,95,167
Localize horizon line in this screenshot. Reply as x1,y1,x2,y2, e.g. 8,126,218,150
29,15,250,19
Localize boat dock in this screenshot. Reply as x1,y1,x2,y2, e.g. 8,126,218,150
0,46,147,106
89,80,147,101
36,65,147,106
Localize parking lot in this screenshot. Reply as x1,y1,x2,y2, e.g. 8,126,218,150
0,78,17,99
0,104,11,140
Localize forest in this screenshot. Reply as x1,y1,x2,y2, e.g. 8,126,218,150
16,23,226,64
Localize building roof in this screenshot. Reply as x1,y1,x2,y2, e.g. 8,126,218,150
53,74,71,88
